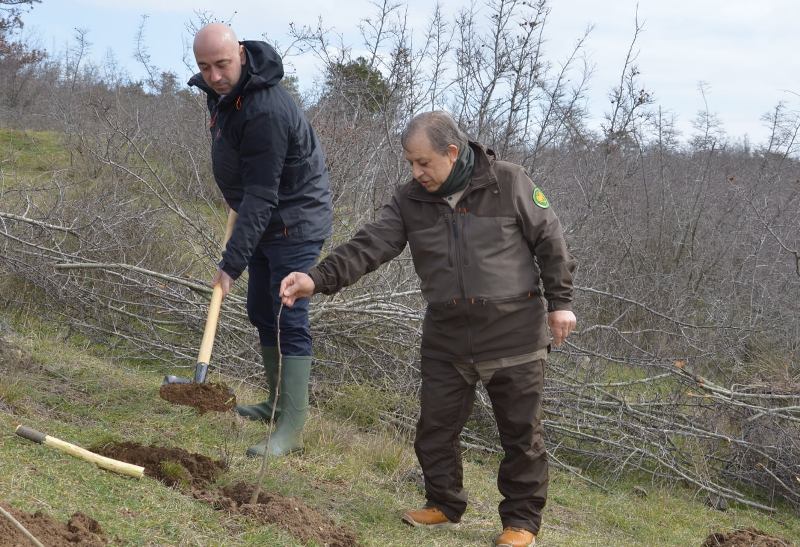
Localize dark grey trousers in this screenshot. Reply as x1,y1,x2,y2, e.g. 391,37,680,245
414,356,548,533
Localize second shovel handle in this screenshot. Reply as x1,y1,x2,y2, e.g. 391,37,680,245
196,209,238,365
197,284,224,365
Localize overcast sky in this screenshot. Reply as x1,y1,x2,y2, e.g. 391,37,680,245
21,0,800,145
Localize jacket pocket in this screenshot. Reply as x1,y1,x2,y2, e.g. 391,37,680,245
470,296,548,358
407,215,458,299
280,161,306,192
421,301,470,360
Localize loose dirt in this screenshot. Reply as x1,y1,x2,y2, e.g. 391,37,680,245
194,482,359,547
90,443,358,545
0,502,108,546
702,527,794,547
159,382,236,413
91,441,226,488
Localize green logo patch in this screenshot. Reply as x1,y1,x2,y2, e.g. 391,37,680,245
532,187,550,208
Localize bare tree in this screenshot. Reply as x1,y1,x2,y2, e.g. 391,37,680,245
0,0,798,512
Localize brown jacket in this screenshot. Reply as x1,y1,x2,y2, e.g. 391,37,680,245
309,142,576,362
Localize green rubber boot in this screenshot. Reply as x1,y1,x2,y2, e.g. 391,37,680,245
235,347,281,422
246,355,312,458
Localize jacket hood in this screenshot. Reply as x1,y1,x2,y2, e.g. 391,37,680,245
188,40,284,97
240,40,284,89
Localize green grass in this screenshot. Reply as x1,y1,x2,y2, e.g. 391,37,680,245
0,128,69,180
0,324,798,546
323,382,414,430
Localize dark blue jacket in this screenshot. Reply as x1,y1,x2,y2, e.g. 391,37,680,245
189,41,332,279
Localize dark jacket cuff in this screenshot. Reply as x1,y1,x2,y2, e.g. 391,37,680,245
547,299,572,313
308,268,325,294
219,260,243,281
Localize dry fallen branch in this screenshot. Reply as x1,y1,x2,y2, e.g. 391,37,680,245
1,0,798,514
55,262,211,294
0,211,78,235
0,505,45,547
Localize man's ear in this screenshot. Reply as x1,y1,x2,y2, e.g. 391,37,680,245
239,44,246,65
447,144,459,162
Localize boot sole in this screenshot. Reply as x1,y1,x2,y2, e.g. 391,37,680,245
401,515,455,529
495,537,535,547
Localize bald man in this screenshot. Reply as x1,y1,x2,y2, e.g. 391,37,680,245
189,24,332,458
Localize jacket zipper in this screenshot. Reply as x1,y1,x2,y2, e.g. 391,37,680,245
451,213,465,297
451,210,475,361
445,213,454,267
459,208,470,266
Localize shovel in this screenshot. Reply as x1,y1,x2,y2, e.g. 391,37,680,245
163,209,238,385
15,425,145,478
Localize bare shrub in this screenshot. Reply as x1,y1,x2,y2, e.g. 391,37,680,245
0,0,798,511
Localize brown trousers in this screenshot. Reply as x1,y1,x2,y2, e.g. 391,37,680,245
414,356,548,533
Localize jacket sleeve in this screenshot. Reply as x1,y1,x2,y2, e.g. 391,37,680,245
219,107,287,279
308,193,408,294
513,170,576,312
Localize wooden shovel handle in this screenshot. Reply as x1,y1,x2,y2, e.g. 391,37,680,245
197,209,238,365
15,425,145,479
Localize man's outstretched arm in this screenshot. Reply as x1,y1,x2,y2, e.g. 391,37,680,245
280,192,408,306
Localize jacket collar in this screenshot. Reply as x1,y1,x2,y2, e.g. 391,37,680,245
407,141,497,202
188,41,283,105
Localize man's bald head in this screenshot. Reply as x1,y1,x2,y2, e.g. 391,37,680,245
193,23,246,96
194,23,239,55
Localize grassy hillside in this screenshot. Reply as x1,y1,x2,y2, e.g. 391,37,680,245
0,129,68,179
1,128,798,545
1,315,797,546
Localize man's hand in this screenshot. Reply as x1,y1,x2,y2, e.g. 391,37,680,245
212,268,235,298
548,310,576,347
280,272,315,307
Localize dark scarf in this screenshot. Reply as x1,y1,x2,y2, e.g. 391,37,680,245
431,143,475,197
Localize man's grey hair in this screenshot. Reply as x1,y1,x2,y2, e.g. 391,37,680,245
401,111,469,154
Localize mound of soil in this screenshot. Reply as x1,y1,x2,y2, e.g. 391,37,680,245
0,502,108,546
702,528,794,547
92,441,226,488
194,482,358,547
159,382,236,413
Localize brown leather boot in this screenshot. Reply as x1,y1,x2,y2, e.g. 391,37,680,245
495,526,536,546
401,506,455,529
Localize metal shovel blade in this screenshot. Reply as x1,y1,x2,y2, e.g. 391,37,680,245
162,374,192,385
194,362,209,383
162,362,209,385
